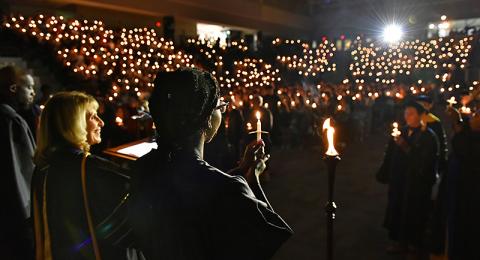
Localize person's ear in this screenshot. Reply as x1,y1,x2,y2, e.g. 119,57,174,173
206,114,213,131
8,84,17,93
202,114,214,142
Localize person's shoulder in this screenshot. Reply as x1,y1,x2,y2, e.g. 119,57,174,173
197,161,249,190
132,148,164,174
87,153,130,179
422,127,440,143
0,104,23,124
0,104,15,116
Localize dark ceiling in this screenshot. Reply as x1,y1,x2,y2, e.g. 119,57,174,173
262,0,480,37
265,0,480,18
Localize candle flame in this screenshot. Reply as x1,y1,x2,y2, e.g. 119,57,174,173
322,118,339,156
447,96,457,106
256,111,261,120
115,116,124,126
391,122,401,137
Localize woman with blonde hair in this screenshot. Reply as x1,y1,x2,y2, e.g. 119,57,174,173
32,91,132,260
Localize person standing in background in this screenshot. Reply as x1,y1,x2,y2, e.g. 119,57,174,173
445,107,480,260
416,95,449,257
378,101,439,259
0,65,36,259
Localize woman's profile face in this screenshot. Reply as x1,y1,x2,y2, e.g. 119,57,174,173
86,107,105,145
204,100,223,143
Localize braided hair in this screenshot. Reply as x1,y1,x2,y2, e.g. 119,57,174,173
149,67,220,151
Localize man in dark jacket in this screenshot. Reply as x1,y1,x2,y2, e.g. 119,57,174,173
0,65,36,259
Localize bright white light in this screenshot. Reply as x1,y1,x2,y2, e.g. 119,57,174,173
428,23,435,30
382,24,403,43
196,23,228,47
441,15,447,21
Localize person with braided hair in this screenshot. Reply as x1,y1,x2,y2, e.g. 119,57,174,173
129,67,292,260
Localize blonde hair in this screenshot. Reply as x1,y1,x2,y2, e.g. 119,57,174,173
34,91,99,166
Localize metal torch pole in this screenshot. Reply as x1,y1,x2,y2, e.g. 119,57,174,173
324,155,340,260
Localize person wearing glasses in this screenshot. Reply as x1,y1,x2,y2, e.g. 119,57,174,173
130,67,292,260
0,65,36,259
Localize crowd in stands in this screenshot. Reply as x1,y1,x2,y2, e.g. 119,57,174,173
0,14,479,163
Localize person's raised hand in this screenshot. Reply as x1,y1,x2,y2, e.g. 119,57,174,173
238,139,270,183
394,136,409,152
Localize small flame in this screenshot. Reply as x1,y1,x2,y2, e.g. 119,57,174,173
391,122,401,137
447,96,457,106
255,111,261,120
115,116,123,126
322,118,339,156
460,106,472,114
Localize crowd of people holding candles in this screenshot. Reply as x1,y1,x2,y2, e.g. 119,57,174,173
1,12,480,260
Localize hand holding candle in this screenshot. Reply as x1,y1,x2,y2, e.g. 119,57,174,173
391,122,401,138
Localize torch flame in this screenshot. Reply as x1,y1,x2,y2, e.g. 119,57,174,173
255,111,261,120
323,118,339,156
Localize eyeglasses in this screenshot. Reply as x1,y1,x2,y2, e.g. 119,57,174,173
215,101,229,114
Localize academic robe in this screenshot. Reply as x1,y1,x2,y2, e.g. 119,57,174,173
130,148,293,260
31,147,132,259
425,113,447,173
448,124,480,259
425,113,449,254
380,126,439,248
0,103,36,259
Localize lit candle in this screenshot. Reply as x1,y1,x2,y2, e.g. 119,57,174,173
256,111,262,141
391,122,401,138
322,118,339,156
447,96,457,107
460,105,472,114
115,116,124,126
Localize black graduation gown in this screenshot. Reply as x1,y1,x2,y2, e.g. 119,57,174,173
381,127,439,248
130,149,293,260
0,103,36,259
31,148,132,259
449,126,480,259
425,114,447,173
426,114,449,254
